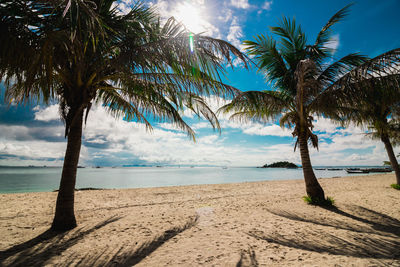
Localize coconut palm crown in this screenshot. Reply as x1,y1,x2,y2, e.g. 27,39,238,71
324,48,400,185
0,0,249,230
219,4,367,202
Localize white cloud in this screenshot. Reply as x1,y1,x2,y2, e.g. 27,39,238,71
34,104,59,121
243,124,292,137
2,102,398,167
0,140,66,159
192,122,210,130
111,0,132,15
2,96,398,167
262,1,272,10
0,124,64,140
75,104,296,166
157,122,181,131
313,117,340,133
0,122,89,166
230,0,250,9
257,0,273,14
198,134,220,144
218,8,233,23
227,17,244,49
219,119,292,137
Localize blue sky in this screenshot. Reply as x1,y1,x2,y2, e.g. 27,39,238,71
0,0,399,167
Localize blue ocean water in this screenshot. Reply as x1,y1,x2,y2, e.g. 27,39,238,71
0,166,383,194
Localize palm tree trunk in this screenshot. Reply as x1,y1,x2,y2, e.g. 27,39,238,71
51,110,83,231
381,135,400,185
298,130,325,200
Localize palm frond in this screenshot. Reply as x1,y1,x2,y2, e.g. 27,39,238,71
218,90,291,123
270,17,307,70
97,84,198,140
96,86,152,128
318,53,369,86
183,93,221,133
326,48,400,94
309,3,353,62
321,49,400,147
279,111,297,129
243,36,290,90
270,17,306,53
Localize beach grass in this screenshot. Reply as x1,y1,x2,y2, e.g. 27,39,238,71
391,183,400,190
302,195,335,207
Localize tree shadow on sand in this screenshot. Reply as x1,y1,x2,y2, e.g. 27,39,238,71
56,215,198,267
0,215,122,267
248,205,400,260
268,205,400,237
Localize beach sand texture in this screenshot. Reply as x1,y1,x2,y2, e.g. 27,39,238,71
0,174,399,266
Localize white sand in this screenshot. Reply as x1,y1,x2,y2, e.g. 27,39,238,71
1,173,399,266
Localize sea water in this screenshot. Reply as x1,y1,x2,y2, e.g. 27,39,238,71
0,166,384,194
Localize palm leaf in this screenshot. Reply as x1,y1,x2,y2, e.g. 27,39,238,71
218,90,291,122
318,53,369,86
243,36,289,90
308,3,353,62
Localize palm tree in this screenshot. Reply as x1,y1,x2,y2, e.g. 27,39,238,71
0,0,248,231
324,48,400,185
219,4,367,203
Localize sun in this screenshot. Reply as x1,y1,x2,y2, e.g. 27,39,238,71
174,2,205,33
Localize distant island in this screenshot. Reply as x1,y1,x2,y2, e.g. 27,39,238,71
261,161,299,168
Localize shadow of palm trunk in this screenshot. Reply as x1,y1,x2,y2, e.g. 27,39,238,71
0,215,122,267
62,215,199,266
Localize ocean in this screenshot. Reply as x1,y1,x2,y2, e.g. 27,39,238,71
0,166,385,194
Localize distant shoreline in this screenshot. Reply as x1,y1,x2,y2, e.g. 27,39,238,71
0,165,390,168
0,171,394,195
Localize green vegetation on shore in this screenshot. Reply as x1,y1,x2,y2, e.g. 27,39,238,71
262,161,299,168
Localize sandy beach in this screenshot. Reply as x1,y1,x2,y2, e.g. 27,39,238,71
0,173,399,266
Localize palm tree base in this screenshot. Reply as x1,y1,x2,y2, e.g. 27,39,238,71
305,183,325,200
51,217,77,232
303,195,335,207
303,176,326,201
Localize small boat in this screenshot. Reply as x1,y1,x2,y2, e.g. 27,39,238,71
315,168,326,170
364,168,392,173
346,169,369,174
327,168,343,171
